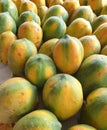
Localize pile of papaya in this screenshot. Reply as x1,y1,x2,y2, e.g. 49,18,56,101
0,0,107,130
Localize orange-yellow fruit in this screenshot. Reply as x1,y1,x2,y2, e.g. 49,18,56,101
12,0,24,12
8,38,37,76
17,21,43,48
79,0,88,5
31,0,46,8
53,34,84,74
88,0,107,15
100,5,107,14
68,124,97,130
38,6,48,21
13,109,62,130
92,14,107,32
48,0,63,7
42,4,69,24
93,23,107,47
0,77,38,124
80,35,101,59
43,73,83,120
25,54,57,88
0,0,18,22
19,0,38,14
101,45,107,55
17,10,41,27
0,31,17,64
42,16,66,42
63,0,80,18
75,54,107,98
0,12,17,34
80,87,107,130
66,18,92,39
39,38,59,57
68,5,94,24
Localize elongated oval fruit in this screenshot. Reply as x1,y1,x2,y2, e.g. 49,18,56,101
8,38,37,76
53,34,84,74
0,77,39,124
75,54,107,98
80,88,107,130
13,109,62,130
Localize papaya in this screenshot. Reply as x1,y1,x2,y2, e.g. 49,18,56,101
79,0,88,5
38,6,48,21
17,21,43,48
0,0,18,22
0,12,17,34
100,5,107,14
53,34,84,74
30,0,46,8
80,88,107,130
75,54,107,98
92,15,107,32
42,16,66,42
0,77,38,124
101,45,107,55
87,0,107,15
13,109,62,130
0,31,17,64
25,54,57,88
63,0,80,18
43,73,83,120
8,38,37,76
93,23,107,47
66,18,92,39
68,124,97,130
39,38,59,57
80,35,101,59
68,5,94,24
17,10,41,27
42,4,69,24
48,0,63,7
19,0,38,14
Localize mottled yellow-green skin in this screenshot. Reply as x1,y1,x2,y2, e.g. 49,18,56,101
25,54,57,88
88,0,107,15
93,23,107,47
42,16,66,42
39,38,59,57
101,45,107,55
43,73,83,120
80,88,107,130
67,18,92,39
92,15,107,32
13,109,62,130
68,124,97,130
8,38,37,76
68,5,94,24
0,77,38,124
0,31,17,64
0,12,16,34
19,0,38,14
80,35,101,59
53,34,84,74
76,54,107,98
31,0,46,8
18,21,43,48
38,6,48,21
42,4,69,24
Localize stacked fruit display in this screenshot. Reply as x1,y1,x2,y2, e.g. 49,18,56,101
0,0,107,130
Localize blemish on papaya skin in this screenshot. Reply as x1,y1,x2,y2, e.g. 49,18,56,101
21,92,24,96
